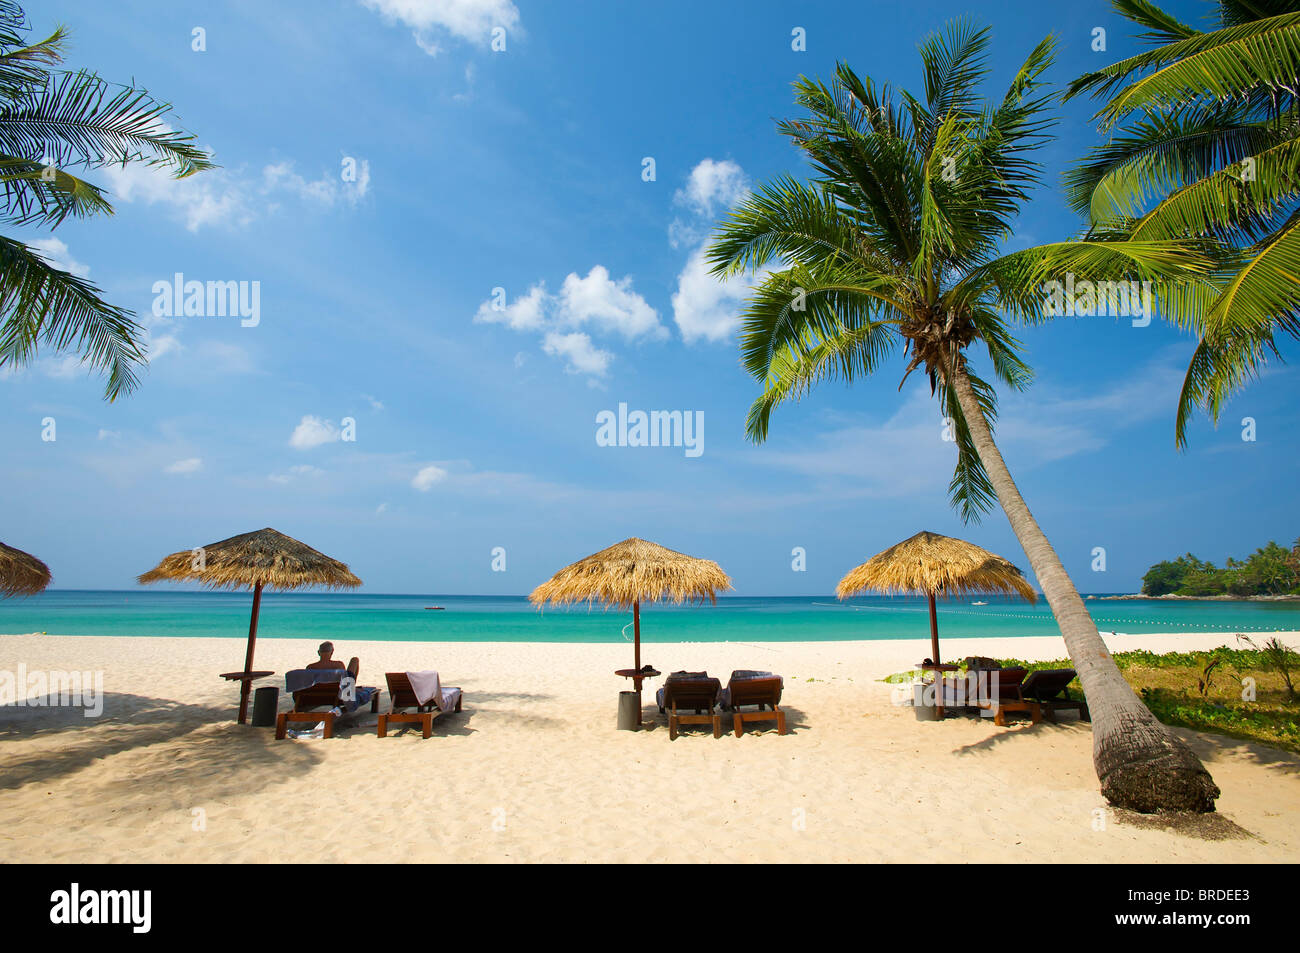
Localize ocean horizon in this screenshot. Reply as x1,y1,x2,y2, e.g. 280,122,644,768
3,589,1297,644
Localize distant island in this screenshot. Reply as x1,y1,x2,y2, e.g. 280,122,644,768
1099,539,1300,601
1096,592,1300,602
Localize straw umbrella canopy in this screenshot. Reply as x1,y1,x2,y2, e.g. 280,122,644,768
530,538,732,715
0,541,51,597
138,528,361,723
836,531,1035,664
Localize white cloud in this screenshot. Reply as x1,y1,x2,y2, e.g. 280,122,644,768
376,502,389,514
542,331,613,377
348,159,371,201
473,268,661,381
670,158,749,248
671,244,760,344
557,266,666,340
412,464,448,490
360,0,522,54
669,159,764,343
30,238,90,278
673,158,748,217
197,340,254,374
41,354,88,379
103,155,371,232
263,160,370,206
102,161,255,232
452,63,477,103
0,353,94,384
475,271,664,340
147,334,183,362
165,457,202,475
97,429,120,440
474,282,548,331
362,394,385,411
269,464,323,484
289,415,341,450
262,161,335,203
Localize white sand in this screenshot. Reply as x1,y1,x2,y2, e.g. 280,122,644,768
1,631,1298,863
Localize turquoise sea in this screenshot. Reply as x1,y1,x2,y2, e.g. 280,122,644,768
1,591,1297,644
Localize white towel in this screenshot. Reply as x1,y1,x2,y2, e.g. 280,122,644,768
405,670,462,712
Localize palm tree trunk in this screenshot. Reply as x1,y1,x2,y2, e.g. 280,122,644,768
946,359,1219,813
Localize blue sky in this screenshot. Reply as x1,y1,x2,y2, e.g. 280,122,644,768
2,0,1296,595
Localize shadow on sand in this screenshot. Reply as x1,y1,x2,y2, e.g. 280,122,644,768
946,709,1092,756
1176,724,1300,779
0,691,324,795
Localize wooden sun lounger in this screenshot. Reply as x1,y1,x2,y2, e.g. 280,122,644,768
659,674,722,740
722,673,786,737
1022,668,1089,722
275,677,380,739
976,666,1041,726
377,672,463,738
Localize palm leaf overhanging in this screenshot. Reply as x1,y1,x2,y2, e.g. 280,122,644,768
708,20,1211,520
0,0,213,399
1066,0,1300,446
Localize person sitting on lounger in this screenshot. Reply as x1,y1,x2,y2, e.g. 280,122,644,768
307,642,360,680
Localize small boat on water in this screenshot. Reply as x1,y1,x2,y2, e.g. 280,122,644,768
424,606,445,611
971,600,988,606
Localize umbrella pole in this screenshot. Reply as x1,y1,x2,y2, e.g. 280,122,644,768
633,599,642,726
927,590,940,664
237,581,263,724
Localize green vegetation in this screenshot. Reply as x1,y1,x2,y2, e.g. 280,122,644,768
888,645,1300,753
1066,0,1300,447
1140,538,1300,596
0,1,213,399
1111,645,1300,753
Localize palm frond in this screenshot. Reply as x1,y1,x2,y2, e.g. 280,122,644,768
0,154,112,226
1205,212,1300,335
1111,0,1201,45
0,234,145,399
917,19,990,145
737,262,909,382
0,68,214,176
963,238,1215,324
1175,320,1280,447
1080,13,1300,125
782,71,922,264
1128,133,1300,242
968,305,1034,390
937,363,999,520
706,176,863,278
744,319,899,442
1064,105,1278,221
0,3,65,101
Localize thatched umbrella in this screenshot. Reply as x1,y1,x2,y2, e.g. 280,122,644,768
1,541,51,597
139,528,361,723
836,530,1035,664
529,537,732,721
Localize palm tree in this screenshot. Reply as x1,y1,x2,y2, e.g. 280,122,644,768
707,21,1221,811
0,1,213,399
1066,0,1300,446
